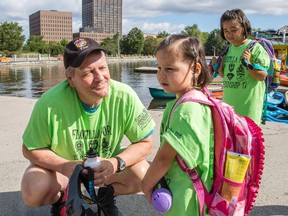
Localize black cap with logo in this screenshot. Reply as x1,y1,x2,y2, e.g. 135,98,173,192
64,37,106,69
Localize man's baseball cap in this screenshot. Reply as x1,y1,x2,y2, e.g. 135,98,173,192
64,37,106,69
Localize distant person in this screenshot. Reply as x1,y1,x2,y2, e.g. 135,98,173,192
20,37,155,216
142,34,214,215
212,8,270,125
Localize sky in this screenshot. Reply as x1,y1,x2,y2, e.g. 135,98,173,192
0,0,287,41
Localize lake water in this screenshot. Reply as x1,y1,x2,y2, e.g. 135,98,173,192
0,60,169,109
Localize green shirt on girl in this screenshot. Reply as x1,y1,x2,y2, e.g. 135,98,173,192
222,39,270,125
160,99,214,216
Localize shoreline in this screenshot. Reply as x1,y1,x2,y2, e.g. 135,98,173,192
0,56,216,67
0,56,156,67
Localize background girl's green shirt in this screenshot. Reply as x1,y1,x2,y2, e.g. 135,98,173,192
23,79,155,160
222,39,270,125
160,99,214,216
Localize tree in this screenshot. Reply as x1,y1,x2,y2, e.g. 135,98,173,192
157,31,170,38
60,39,69,48
204,29,227,56
142,36,158,55
121,27,144,55
0,22,25,52
23,35,48,53
181,24,208,44
100,34,120,56
49,42,64,56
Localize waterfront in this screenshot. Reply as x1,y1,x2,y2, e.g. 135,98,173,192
0,60,167,108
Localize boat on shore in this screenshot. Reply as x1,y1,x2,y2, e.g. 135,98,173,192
134,67,157,73
149,84,223,100
148,87,176,99
267,91,284,105
280,73,288,86
266,104,288,124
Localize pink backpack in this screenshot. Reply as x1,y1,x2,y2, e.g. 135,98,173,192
171,87,265,216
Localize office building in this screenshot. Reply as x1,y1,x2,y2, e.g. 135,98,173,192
82,0,122,35
29,10,73,43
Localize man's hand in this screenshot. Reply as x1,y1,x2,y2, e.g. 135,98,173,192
82,157,117,186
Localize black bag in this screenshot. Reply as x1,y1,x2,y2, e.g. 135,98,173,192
65,164,105,216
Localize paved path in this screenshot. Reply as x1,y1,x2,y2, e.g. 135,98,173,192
0,96,287,215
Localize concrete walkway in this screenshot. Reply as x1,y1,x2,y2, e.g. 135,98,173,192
0,95,287,215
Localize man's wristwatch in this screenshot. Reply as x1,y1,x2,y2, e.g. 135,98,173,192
115,156,126,172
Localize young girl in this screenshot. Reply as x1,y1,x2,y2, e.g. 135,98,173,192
142,34,214,215
217,8,270,125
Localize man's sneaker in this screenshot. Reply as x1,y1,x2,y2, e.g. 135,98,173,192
50,190,66,216
98,185,123,216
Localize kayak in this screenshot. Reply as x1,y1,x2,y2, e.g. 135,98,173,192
148,87,176,99
280,74,288,86
266,104,288,124
267,91,284,105
149,84,223,100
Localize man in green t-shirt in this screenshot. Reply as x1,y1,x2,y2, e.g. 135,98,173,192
21,37,155,215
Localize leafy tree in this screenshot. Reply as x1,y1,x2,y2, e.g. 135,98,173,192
100,33,120,56
60,39,69,48
0,22,25,52
142,36,158,55
181,24,209,44
101,37,117,55
204,29,227,56
49,42,64,56
121,27,144,55
23,35,48,53
201,32,209,45
157,31,170,38
181,25,201,37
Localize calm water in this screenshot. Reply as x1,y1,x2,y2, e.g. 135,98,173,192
0,60,169,108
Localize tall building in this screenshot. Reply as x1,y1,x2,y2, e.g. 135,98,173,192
82,0,122,35
29,10,73,43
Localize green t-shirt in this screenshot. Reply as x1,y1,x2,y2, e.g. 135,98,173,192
23,79,155,160
160,99,214,216
222,39,270,125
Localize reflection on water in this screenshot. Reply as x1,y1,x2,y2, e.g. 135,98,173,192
0,60,173,108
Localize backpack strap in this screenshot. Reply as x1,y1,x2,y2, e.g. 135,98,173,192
169,88,213,117
246,40,257,50
243,39,273,125
85,166,98,202
169,88,214,216
212,45,230,76
176,156,206,216
241,40,270,72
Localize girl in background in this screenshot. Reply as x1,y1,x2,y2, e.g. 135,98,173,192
142,34,214,215
216,8,270,125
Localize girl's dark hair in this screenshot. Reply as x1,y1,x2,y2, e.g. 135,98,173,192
220,8,252,40
155,34,211,87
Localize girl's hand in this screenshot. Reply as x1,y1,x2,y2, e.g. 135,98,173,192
242,49,251,63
